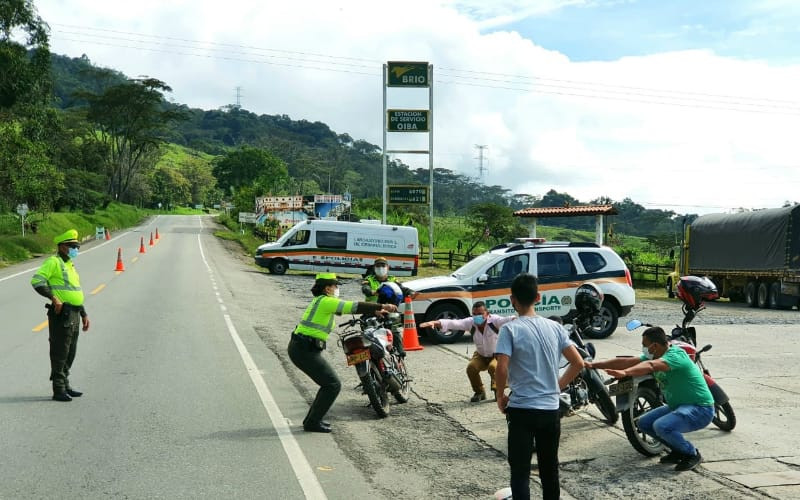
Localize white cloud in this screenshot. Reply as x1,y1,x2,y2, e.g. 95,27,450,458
36,0,800,213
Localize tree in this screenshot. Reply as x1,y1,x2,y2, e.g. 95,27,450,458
0,0,51,111
150,166,190,210
467,203,526,246
81,77,184,202
0,121,64,212
212,146,288,193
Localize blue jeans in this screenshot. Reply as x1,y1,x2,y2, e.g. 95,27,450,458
638,404,714,455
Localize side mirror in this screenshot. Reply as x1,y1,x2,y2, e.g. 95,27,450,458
626,319,643,331
477,273,489,283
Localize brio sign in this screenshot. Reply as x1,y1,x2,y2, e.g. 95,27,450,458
387,61,429,87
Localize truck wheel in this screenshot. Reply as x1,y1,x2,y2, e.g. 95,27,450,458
757,282,769,309
665,277,674,299
426,302,467,344
583,301,619,339
268,259,288,275
768,282,781,309
745,281,757,308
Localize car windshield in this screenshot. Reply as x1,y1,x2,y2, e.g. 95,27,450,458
451,252,498,278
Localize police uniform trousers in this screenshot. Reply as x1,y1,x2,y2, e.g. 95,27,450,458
48,307,81,393
288,334,341,426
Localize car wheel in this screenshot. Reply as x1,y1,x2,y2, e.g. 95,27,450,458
665,277,674,299
425,302,468,344
583,301,619,339
269,259,288,275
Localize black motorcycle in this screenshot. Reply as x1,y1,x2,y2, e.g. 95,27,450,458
337,314,410,418
560,314,618,425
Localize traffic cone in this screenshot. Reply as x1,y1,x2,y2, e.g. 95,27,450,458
105,228,111,240
114,248,125,271
149,232,154,246
155,228,160,240
402,297,424,351
139,236,146,254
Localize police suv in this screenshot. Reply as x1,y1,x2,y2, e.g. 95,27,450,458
406,238,634,342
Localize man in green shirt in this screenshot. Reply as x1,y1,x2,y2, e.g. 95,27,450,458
587,326,714,471
31,229,91,402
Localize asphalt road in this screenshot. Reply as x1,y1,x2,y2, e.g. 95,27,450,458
2,215,799,499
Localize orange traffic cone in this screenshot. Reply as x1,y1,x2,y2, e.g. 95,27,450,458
155,228,160,240
139,236,146,254
402,297,424,351
149,232,154,246
114,248,125,271
105,228,111,240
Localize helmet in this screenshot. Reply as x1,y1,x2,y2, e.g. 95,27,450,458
574,282,603,315
676,276,718,310
377,282,404,305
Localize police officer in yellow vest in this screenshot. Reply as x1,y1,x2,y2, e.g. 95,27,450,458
361,257,415,357
290,273,397,433
31,229,91,402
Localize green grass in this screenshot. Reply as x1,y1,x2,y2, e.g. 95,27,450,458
0,202,210,267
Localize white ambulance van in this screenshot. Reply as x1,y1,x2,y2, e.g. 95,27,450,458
254,220,419,276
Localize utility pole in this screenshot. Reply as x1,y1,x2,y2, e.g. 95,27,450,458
475,144,488,183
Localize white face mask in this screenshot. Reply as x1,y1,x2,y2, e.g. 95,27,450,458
642,345,654,360
333,287,340,298
375,266,388,278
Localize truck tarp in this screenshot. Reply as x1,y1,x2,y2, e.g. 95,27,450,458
689,205,800,272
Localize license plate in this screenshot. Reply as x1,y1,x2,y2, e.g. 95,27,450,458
346,349,370,366
608,378,633,396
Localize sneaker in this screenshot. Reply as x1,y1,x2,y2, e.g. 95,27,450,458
659,450,683,464
469,391,487,403
675,450,702,471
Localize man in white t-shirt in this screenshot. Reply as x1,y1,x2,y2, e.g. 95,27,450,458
495,273,584,500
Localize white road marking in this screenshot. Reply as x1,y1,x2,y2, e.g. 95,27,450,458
196,229,327,500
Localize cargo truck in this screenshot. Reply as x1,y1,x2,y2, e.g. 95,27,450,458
666,205,800,309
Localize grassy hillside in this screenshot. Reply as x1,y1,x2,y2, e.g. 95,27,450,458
0,203,204,267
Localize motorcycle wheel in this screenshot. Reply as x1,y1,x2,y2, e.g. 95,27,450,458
392,356,411,403
361,364,390,418
586,369,618,425
712,402,736,431
621,386,665,456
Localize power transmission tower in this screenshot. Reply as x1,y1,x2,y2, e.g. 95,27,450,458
474,144,488,183
234,86,243,109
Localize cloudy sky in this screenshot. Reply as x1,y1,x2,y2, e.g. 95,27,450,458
35,0,800,214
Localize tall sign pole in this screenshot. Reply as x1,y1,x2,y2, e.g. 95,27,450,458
427,64,434,265
382,63,388,224
383,61,434,263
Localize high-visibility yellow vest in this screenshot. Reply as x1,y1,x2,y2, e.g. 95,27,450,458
294,295,356,341
31,255,84,306
363,275,397,303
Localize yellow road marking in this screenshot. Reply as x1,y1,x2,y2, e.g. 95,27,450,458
33,320,48,332
90,284,105,295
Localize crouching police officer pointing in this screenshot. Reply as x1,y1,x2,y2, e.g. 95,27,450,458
290,273,397,433
30,229,91,402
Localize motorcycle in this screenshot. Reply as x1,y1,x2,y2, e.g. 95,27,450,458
337,313,411,418
560,313,618,425
607,276,736,456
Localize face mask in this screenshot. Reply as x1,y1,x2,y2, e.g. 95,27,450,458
67,247,79,259
642,345,654,360
473,315,485,326
333,287,340,298
375,267,388,278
